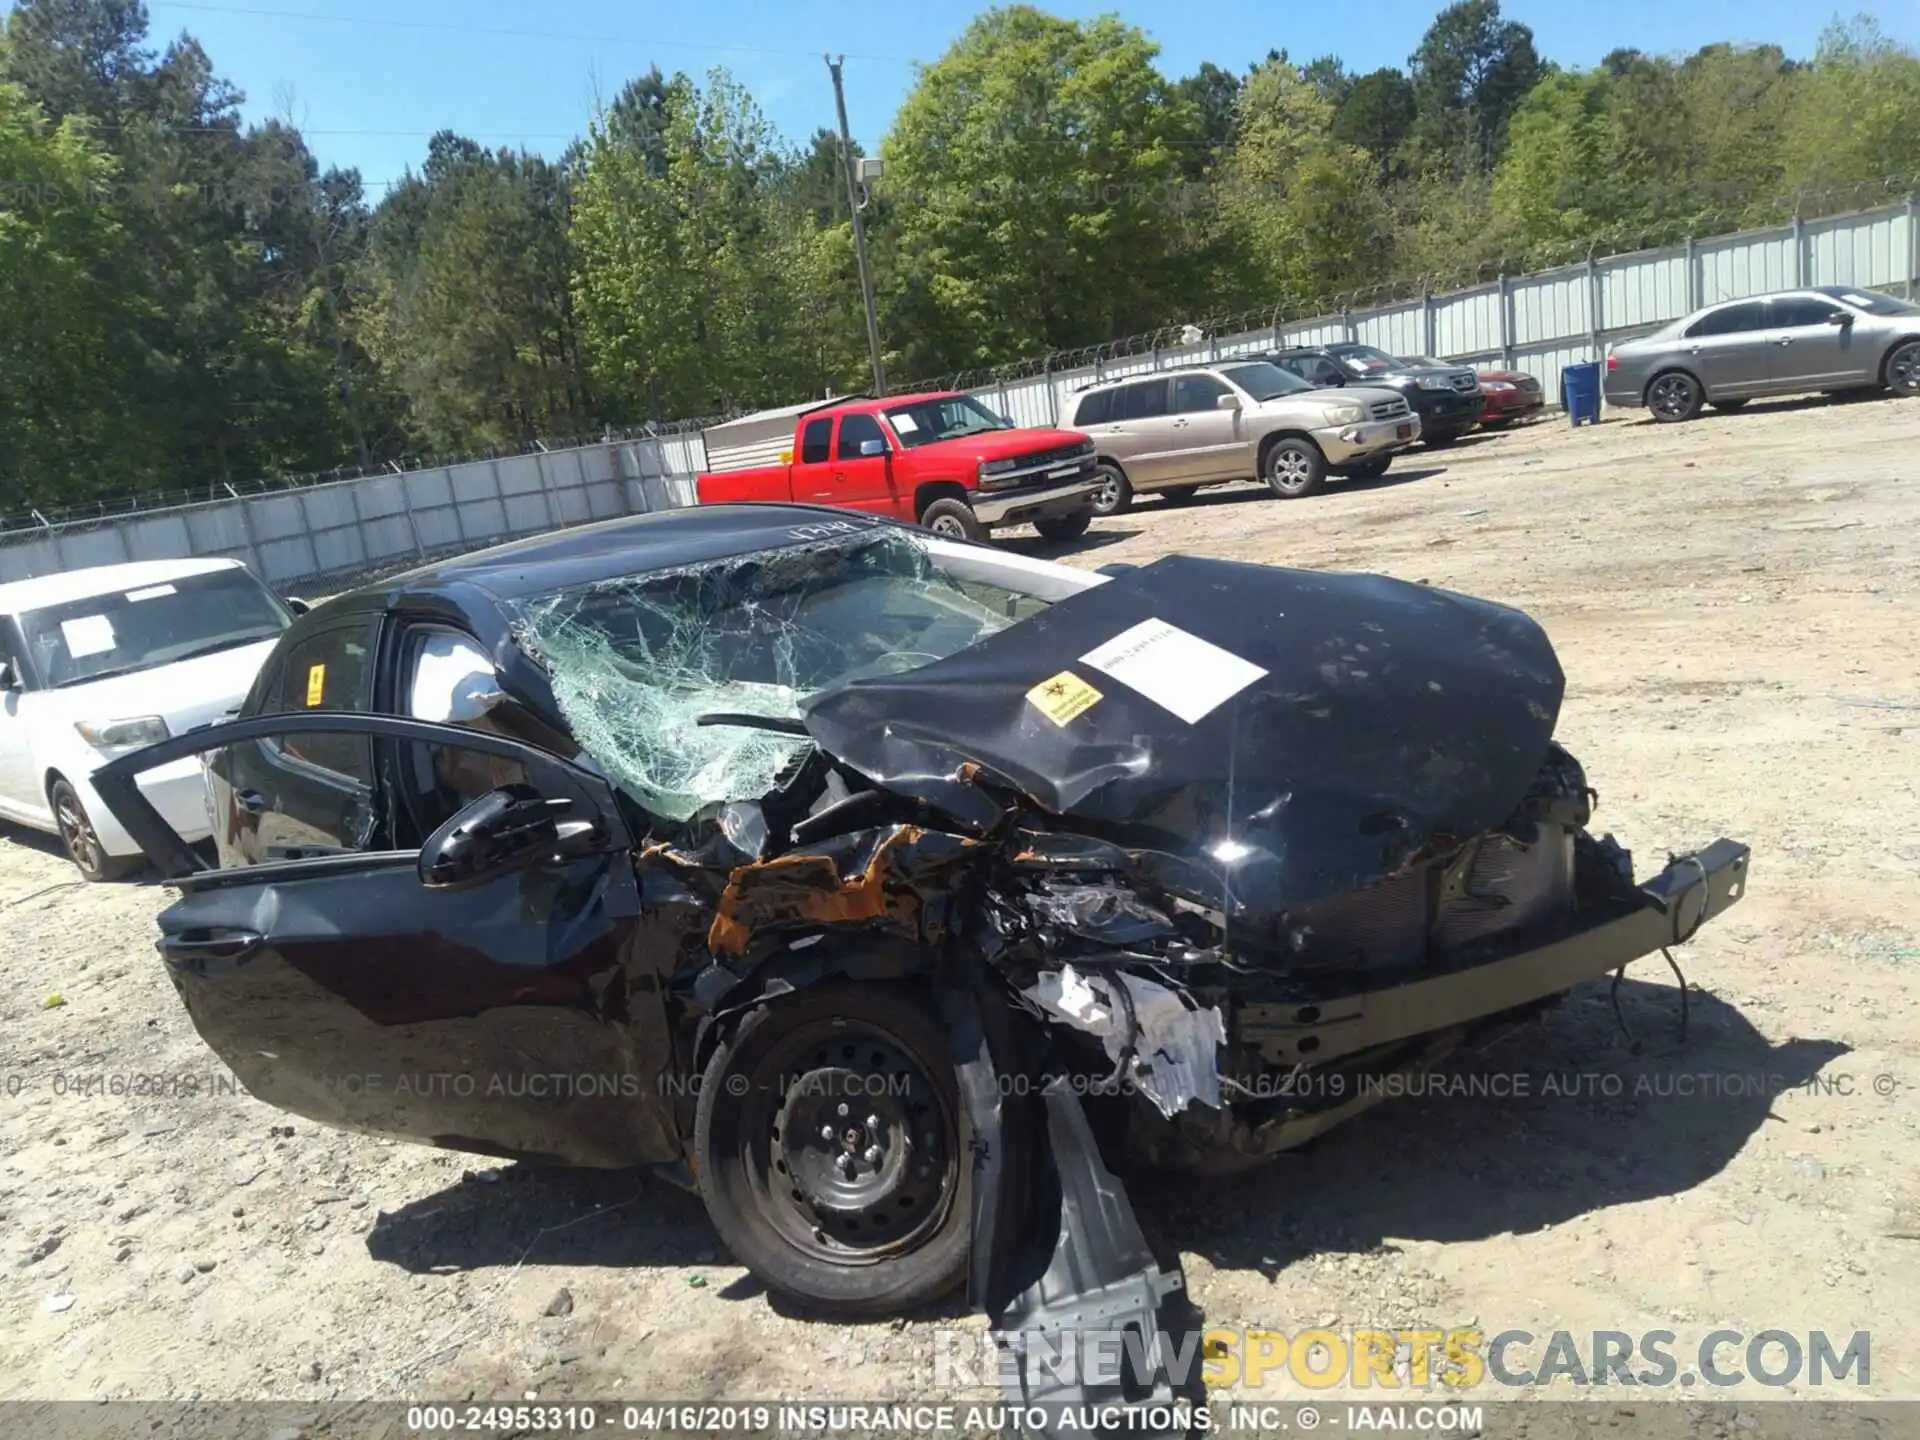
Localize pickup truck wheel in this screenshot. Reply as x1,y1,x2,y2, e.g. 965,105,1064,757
918,498,984,542
694,982,967,1317
1263,438,1326,498
1089,463,1132,517
49,777,135,882
1032,509,1092,542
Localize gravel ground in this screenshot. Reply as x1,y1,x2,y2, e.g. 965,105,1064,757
4,394,1918,1430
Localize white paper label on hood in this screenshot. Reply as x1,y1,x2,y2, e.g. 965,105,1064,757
1079,618,1266,724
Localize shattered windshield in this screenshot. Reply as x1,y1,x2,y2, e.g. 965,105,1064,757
512,530,1035,822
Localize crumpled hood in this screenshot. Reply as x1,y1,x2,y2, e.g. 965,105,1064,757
803,555,1564,913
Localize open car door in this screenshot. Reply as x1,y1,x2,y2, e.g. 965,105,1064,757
91,713,681,1169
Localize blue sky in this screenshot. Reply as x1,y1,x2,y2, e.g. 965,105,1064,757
14,0,1918,195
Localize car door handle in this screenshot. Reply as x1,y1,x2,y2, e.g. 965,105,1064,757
234,788,266,814
1172,418,1189,427
158,930,264,967
1776,338,1793,346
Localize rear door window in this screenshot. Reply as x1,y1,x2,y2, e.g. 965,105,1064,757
1116,380,1170,421
1686,302,1768,338
254,620,379,793
798,417,833,465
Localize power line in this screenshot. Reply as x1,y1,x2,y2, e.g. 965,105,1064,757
145,2,915,64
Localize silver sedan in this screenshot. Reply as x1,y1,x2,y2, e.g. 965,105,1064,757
1603,286,1920,421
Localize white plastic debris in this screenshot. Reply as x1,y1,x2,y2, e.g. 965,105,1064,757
410,631,507,724
1024,964,1227,1118
45,1293,75,1313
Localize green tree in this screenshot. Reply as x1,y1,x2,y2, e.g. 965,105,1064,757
0,76,160,510
571,69,843,419
1408,0,1544,170
1331,67,1416,183
878,6,1197,375
1781,18,1920,196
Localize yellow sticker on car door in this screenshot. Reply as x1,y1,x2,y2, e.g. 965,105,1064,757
1026,670,1101,726
305,663,326,706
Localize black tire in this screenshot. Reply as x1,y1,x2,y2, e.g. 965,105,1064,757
694,982,967,1317
49,777,135,882
1709,397,1750,412
1424,429,1460,448
1885,339,1920,395
1262,437,1326,498
918,497,984,542
1088,462,1133,517
1160,485,1204,505
1346,456,1392,480
1032,508,1092,542
1647,370,1704,422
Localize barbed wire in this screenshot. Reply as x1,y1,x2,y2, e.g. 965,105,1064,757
894,172,1920,391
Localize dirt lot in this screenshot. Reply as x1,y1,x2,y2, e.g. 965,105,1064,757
4,393,1918,1426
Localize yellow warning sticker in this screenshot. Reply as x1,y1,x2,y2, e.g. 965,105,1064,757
305,663,326,707
1026,670,1101,726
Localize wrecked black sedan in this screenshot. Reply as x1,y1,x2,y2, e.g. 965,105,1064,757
96,504,1748,1416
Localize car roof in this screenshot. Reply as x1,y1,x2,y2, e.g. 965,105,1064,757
0,556,245,616
370,503,901,607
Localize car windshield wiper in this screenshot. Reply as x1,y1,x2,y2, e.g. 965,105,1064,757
695,712,812,736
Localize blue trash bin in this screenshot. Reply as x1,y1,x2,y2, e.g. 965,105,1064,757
1561,361,1601,427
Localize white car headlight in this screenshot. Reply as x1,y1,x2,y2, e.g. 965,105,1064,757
978,458,1018,479
74,716,170,752
1323,402,1366,425
1415,376,1454,390
1481,380,1515,392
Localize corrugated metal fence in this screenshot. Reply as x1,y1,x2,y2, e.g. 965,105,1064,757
4,198,1916,584
0,436,706,589
968,200,1920,430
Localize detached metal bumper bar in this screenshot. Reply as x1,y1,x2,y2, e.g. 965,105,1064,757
972,477,1100,527
1240,838,1751,1067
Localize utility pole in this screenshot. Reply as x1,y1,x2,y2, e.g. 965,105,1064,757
826,54,887,395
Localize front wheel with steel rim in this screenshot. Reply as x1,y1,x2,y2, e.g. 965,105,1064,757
1885,339,1920,395
694,983,967,1316
1648,370,1704,422
1088,462,1133,517
1263,437,1326,498
917,497,984,543
49,777,134,882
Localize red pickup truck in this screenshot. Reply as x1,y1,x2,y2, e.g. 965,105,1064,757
696,392,1100,542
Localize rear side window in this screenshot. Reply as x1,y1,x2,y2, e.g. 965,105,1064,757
798,417,832,464
1072,389,1113,426
1769,296,1844,327
1686,302,1768,338
1116,380,1169,421
836,413,886,459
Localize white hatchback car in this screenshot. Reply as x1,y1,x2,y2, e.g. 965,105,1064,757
0,558,295,879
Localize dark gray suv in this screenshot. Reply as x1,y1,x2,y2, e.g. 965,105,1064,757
1603,286,1920,421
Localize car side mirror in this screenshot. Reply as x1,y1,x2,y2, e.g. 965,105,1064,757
1826,311,1853,327
1315,375,1343,387
1214,393,1241,411
417,784,563,889
284,596,312,615
858,438,888,457
1096,562,1137,578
